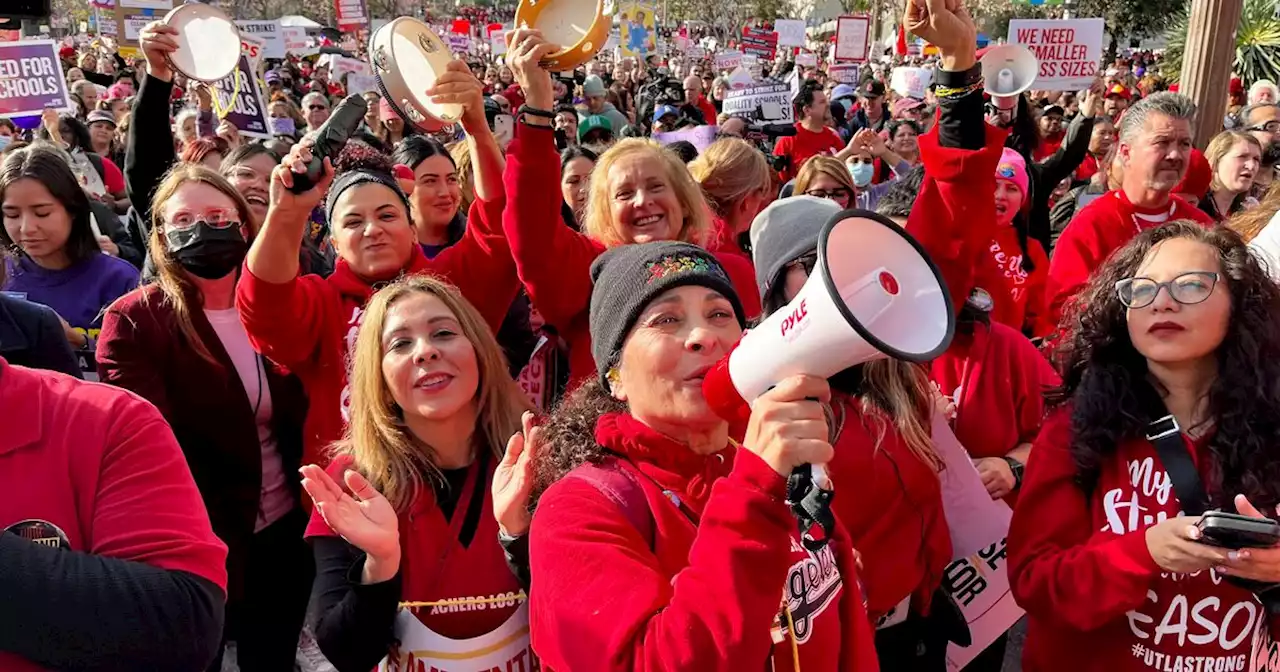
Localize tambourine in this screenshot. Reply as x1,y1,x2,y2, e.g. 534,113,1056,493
514,0,609,72
369,18,461,132
163,3,241,83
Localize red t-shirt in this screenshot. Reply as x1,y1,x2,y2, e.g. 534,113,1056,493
0,357,228,672
773,123,844,182
974,224,1051,334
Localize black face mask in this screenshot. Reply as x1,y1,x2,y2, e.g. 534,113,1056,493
165,222,248,280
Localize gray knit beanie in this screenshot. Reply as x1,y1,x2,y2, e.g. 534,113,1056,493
589,241,745,387
748,196,842,302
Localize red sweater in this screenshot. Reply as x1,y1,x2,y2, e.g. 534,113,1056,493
1042,190,1214,336
974,224,1050,334
930,321,1058,505
236,197,517,470
1009,407,1280,670
502,123,762,390
529,412,878,671
828,397,950,619
773,123,844,183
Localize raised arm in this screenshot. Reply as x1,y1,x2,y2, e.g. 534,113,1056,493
125,22,181,228
499,30,605,331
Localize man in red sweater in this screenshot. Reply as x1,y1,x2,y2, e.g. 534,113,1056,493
1042,91,1214,336
682,75,718,125
773,82,859,182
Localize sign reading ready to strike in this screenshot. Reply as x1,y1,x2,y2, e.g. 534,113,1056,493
0,40,71,119
1008,18,1104,91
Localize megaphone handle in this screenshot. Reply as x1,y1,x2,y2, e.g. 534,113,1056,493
288,156,324,195
787,465,836,551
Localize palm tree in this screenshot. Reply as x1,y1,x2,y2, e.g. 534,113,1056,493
1163,0,1280,85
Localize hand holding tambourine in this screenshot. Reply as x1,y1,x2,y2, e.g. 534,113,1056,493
507,28,558,111
426,60,488,133
138,22,178,82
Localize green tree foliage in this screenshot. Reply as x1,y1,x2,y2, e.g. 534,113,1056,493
1162,0,1280,85
1071,0,1183,60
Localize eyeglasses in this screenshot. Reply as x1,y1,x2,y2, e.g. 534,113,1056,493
1248,121,1280,133
167,209,241,230
308,105,328,112
1115,271,1219,309
806,187,852,202
786,252,818,277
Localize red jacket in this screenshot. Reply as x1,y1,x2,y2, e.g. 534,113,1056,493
0,357,229,672
694,95,717,126
502,123,762,390
930,321,1058,505
974,224,1050,334
828,397,950,619
1009,407,1280,670
1042,190,1214,336
529,412,878,671
235,197,517,471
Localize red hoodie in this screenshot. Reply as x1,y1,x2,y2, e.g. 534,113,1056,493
1009,407,1280,671
975,224,1050,334
236,197,518,471
529,412,879,671
501,123,762,390
828,397,951,620
1042,189,1214,336
930,321,1058,505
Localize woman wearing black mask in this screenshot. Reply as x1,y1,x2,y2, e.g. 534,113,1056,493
96,164,312,672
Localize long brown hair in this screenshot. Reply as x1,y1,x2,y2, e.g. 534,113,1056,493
333,275,531,513
1230,180,1280,242
145,164,254,364
583,138,711,247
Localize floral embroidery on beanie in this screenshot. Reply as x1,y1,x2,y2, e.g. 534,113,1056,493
646,255,722,283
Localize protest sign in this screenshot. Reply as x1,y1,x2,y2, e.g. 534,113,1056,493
654,125,717,153
773,19,806,48
335,0,369,31
834,15,870,63
740,26,777,59
932,416,1013,560
795,52,816,68
828,63,860,84
491,30,509,56
282,26,310,55
0,40,72,119
619,3,657,58
210,50,270,138
723,83,794,124
118,0,171,8
889,66,932,101
346,73,377,95
1008,18,1104,91
944,539,1026,670
331,55,371,79
714,49,743,71
240,33,265,68
446,34,471,53
236,20,283,60
725,66,755,90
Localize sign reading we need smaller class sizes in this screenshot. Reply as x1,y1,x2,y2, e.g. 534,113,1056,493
1007,18,1104,92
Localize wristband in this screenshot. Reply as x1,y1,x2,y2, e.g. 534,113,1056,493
517,104,555,119
935,62,982,90
1003,457,1025,489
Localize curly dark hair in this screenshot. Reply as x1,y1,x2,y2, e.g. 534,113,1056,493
1049,220,1280,508
531,380,626,501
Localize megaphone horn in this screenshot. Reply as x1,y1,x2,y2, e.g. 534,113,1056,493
980,43,1038,111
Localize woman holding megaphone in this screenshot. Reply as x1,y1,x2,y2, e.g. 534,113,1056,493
527,242,879,671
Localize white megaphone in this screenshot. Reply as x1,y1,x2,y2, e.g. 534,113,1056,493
703,209,955,547
980,43,1038,113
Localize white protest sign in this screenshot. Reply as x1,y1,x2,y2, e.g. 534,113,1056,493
122,15,150,42
331,55,371,78
446,33,471,53
741,53,758,68
346,73,378,95
723,82,794,124
795,52,816,68
714,49,743,71
1008,18,1104,91
834,15,870,63
828,63,860,84
890,66,932,101
118,0,171,8
725,66,755,90
282,26,316,56
944,539,1025,671
774,19,806,48
236,20,283,60
240,33,265,69
654,125,717,153
932,417,1013,560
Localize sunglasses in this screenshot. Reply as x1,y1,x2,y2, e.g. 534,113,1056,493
1115,272,1219,309
308,104,328,112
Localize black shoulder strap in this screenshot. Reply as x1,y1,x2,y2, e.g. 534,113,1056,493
1146,414,1210,516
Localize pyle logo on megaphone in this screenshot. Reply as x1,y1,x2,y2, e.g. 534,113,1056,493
702,210,957,423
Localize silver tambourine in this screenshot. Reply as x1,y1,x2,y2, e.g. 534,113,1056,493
514,0,609,72
369,18,462,132
163,3,241,83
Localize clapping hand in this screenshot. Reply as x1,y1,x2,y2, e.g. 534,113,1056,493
300,457,401,583
492,411,543,537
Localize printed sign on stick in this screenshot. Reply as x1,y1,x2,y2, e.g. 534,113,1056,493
723,83,794,124
0,40,72,119
1007,18,1104,91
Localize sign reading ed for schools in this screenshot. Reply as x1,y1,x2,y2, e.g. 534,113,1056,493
0,40,71,119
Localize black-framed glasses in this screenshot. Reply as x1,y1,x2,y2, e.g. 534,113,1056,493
787,252,818,277
1248,121,1280,133
1115,272,1219,309
308,104,327,111
805,188,852,202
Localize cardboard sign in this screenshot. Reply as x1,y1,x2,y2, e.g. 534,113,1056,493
723,82,794,124
0,40,72,119
834,15,870,63
211,50,270,138
714,49,743,71
828,63,859,84
653,124,717,153
1008,18,1104,91
774,19,806,48
740,26,777,59
943,540,1026,670
236,20,283,60
618,2,657,58
889,66,932,101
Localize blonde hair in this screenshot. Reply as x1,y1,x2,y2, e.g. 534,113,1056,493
146,164,254,365
856,361,944,473
583,138,711,247
687,137,773,219
794,155,856,197
1230,181,1280,242
447,140,475,213
1206,131,1262,193
334,275,532,513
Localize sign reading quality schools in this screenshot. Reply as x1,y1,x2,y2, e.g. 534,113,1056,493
0,40,72,119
